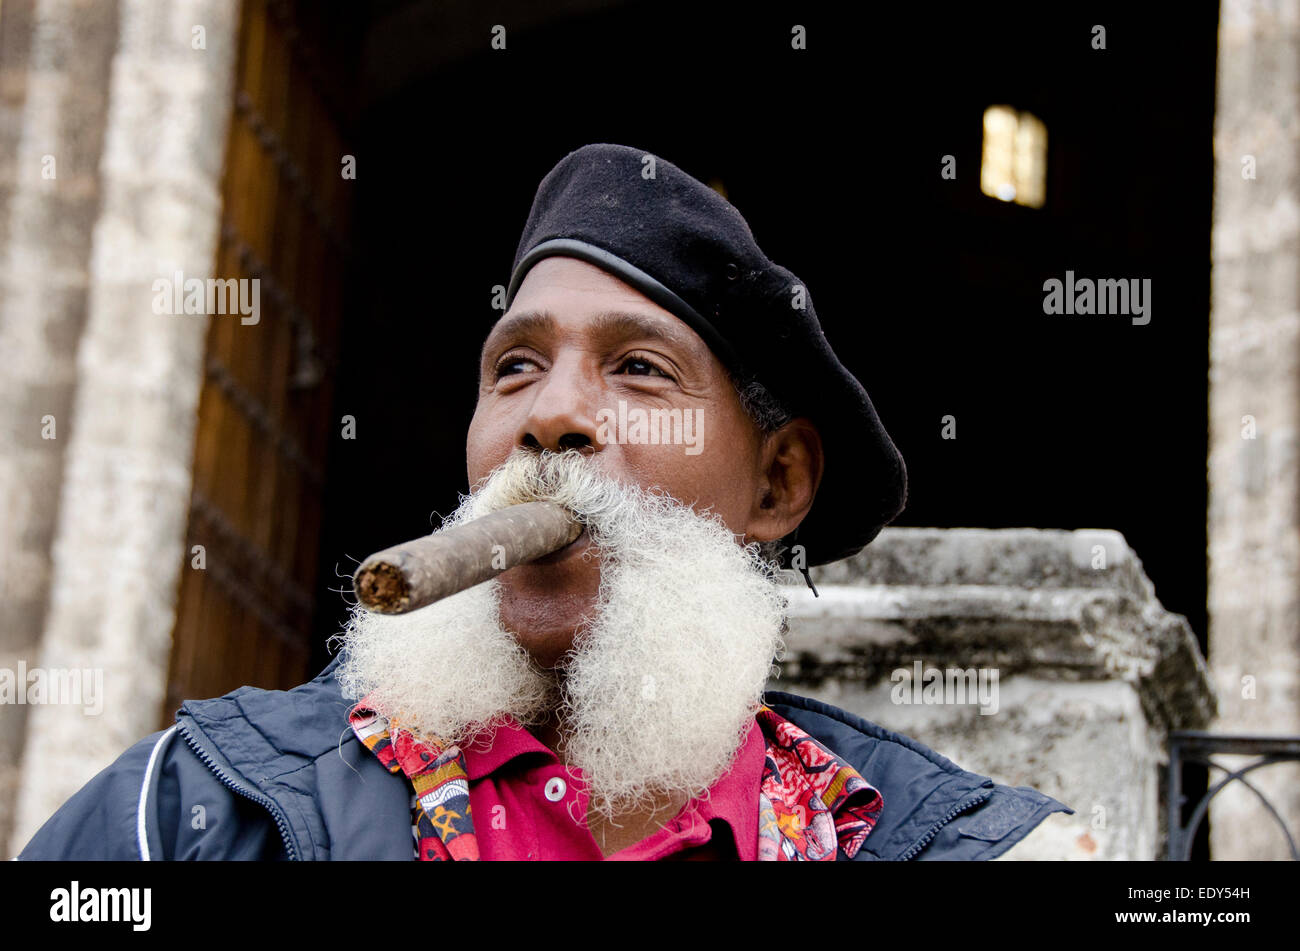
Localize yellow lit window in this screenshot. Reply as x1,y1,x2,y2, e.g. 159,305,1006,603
980,105,1047,208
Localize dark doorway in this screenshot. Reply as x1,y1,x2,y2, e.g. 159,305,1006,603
316,0,1217,650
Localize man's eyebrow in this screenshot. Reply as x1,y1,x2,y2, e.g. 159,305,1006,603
480,309,702,367
480,310,555,367
587,310,701,354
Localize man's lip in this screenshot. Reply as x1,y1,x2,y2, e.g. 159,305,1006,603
528,525,590,566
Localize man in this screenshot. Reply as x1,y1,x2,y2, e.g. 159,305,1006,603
18,143,1070,861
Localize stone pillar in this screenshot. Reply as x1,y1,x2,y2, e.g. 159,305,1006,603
8,0,239,856
0,0,121,860
773,528,1215,860
1208,0,1300,860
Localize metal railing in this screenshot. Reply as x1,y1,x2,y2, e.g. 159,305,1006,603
1166,731,1300,860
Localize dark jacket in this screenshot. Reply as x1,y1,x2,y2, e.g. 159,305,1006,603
17,655,1071,860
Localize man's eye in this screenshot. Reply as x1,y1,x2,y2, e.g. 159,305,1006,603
496,355,539,377
618,356,670,378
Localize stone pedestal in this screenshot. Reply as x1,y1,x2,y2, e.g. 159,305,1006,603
770,528,1216,860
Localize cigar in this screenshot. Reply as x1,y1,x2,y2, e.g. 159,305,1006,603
352,500,584,614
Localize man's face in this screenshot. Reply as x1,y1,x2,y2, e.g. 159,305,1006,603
468,257,769,667
343,259,823,810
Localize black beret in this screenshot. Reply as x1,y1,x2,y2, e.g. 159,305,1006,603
504,143,906,568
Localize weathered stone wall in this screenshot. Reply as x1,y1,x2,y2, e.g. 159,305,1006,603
1208,0,1300,860
0,0,122,861
4,0,239,857
770,528,1215,860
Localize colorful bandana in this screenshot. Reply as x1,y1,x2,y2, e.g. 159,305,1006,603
348,700,882,861
754,706,882,860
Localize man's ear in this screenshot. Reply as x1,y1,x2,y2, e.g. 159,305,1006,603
747,417,823,543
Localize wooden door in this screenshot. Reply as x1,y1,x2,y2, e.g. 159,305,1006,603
162,0,356,721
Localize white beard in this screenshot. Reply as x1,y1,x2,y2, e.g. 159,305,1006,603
334,449,789,818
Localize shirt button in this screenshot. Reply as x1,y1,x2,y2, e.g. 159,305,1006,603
544,777,567,802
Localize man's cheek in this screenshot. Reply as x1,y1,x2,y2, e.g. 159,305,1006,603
465,425,506,485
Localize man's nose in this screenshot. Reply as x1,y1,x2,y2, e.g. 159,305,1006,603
516,355,603,454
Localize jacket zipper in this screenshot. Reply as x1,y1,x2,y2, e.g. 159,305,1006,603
898,789,993,861
175,720,301,860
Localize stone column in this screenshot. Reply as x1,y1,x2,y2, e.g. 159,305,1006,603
1208,0,1300,860
8,0,239,855
773,528,1215,860
0,0,121,859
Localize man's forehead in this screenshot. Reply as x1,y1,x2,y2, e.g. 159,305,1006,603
485,256,706,353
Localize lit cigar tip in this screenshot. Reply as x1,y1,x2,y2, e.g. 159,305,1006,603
355,561,410,613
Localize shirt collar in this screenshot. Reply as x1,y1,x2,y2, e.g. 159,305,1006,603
456,714,766,861
458,715,552,779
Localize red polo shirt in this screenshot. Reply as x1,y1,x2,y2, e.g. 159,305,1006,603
458,715,764,860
